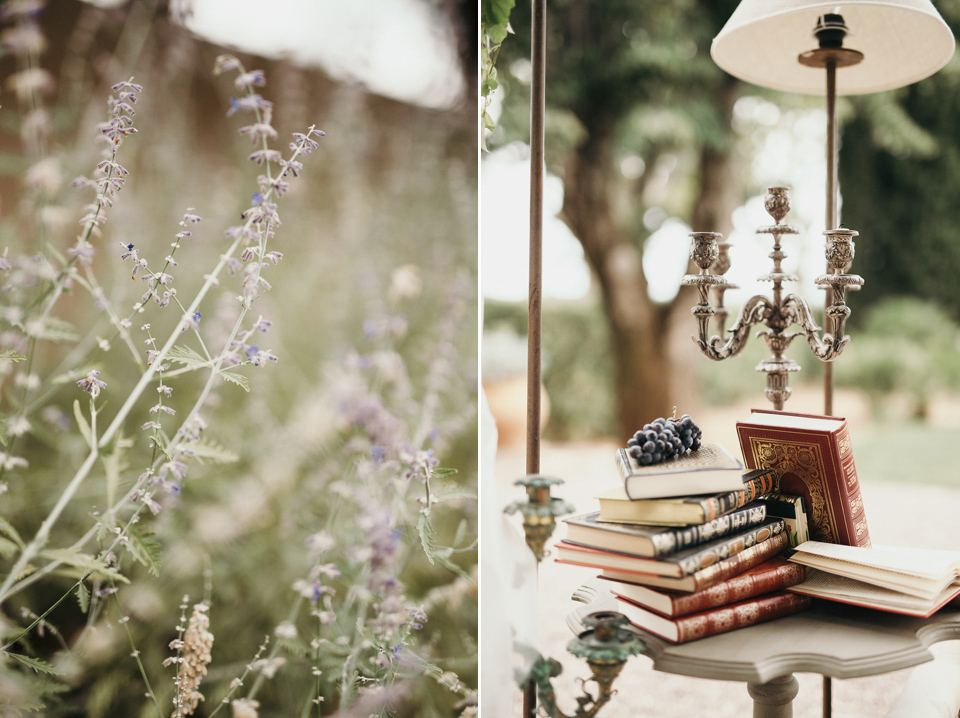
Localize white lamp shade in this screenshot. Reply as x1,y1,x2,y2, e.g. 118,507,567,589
712,0,956,95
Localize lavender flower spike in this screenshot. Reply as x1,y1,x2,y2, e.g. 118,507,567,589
76,369,107,398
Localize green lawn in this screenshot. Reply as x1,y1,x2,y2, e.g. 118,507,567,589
853,421,960,487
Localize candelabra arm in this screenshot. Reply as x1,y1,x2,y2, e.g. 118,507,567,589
693,294,771,360
783,292,851,362
521,612,644,718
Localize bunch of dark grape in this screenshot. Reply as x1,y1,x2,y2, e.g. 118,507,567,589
626,414,703,466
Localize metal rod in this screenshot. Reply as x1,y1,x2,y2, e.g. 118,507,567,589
822,57,837,716
823,58,837,417
523,0,547,715
526,0,545,478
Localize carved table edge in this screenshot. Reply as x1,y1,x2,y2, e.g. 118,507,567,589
569,581,960,685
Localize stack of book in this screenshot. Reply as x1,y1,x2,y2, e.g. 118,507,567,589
556,442,812,644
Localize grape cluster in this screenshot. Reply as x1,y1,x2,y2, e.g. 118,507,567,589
627,414,703,466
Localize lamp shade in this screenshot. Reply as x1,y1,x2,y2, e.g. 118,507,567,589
712,0,956,95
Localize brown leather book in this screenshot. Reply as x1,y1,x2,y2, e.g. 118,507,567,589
736,408,870,547
555,519,785,578
589,530,791,593
605,556,806,618
617,590,812,644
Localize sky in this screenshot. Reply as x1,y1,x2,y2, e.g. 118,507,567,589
481,93,834,310
175,0,464,110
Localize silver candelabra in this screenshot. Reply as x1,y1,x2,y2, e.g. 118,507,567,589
681,186,864,410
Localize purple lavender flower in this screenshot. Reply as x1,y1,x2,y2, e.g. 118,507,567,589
76,369,106,397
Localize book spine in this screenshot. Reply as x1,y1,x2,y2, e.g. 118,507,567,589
615,448,630,481
674,592,812,644
670,561,806,617
835,423,871,547
671,519,785,577
649,504,768,558
689,530,790,592
693,470,776,522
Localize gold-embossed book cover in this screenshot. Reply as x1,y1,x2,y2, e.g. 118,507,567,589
736,409,870,547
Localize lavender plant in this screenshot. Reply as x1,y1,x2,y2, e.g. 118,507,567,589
0,6,478,716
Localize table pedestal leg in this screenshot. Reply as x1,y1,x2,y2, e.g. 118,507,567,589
748,674,800,718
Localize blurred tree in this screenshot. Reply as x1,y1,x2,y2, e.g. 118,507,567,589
488,0,742,439
839,3,960,322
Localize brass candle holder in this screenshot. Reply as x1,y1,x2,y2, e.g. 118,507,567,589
681,186,864,409
504,474,575,562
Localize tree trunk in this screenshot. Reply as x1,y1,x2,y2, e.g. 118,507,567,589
561,130,673,441
562,79,742,441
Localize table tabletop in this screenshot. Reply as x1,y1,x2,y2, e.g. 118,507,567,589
571,582,960,717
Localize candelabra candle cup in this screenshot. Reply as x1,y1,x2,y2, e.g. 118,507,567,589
764,186,791,223
824,228,857,272
690,232,722,272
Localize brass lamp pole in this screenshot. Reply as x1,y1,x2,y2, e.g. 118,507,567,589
798,13,863,414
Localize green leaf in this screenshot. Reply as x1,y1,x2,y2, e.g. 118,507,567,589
482,0,515,31
183,437,239,465
431,487,477,504
0,535,20,559
6,653,64,675
126,526,162,577
32,317,79,344
0,516,24,548
417,514,474,584
101,446,125,507
73,400,93,449
432,467,458,479
166,344,210,370
218,369,250,392
39,548,128,583
76,582,90,614
0,350,26,362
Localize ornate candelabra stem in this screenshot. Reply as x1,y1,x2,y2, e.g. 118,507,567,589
526,611,644,718
681,187,864,410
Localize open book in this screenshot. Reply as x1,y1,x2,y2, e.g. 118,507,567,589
787,541,960,617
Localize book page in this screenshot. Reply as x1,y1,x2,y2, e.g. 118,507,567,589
793,541,960,580
795,568,960,612
748,411,845,431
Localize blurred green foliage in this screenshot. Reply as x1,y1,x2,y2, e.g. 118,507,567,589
840,1,960,322
835,297,960,419
483,299,616,440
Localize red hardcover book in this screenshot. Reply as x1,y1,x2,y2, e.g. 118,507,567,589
736,409,870,547
616,590,812,644
604,556,806,618
589,530,791,593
